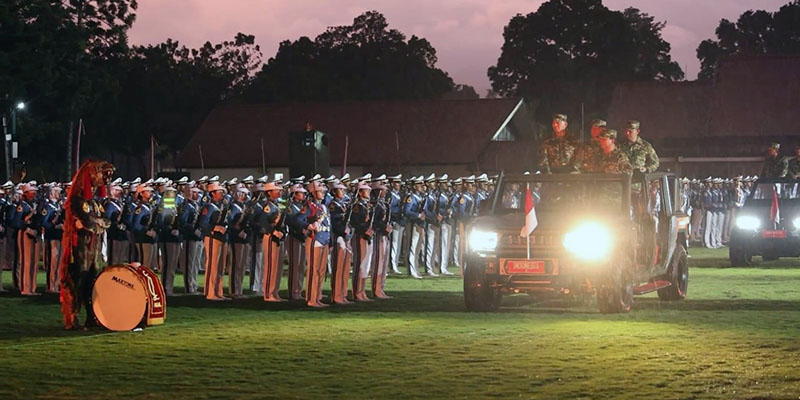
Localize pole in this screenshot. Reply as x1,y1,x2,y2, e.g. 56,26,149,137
580,102,585,143
10,110,16,180
527,235,530,260
341,135,349,176
150,134,155,180
260,137,266,175
198,144,205,175
75,119,83,172
3,116,9,181
66,120,73,179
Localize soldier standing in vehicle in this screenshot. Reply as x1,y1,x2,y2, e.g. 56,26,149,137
618,120,659,173
762,142,788,178
580,130,633,174
538,114,577,173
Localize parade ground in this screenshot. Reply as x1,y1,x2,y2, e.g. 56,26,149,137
2,248,799,399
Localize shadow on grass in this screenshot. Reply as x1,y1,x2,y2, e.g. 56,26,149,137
689,247,800,269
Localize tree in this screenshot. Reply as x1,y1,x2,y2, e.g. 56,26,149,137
697,1,800,80
245,10,454,103
442,84,480,100
488,0,682,123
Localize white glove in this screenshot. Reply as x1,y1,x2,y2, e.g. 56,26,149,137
238,231,247,240
171,229,179,236
194,229,202,237
118,224,127,231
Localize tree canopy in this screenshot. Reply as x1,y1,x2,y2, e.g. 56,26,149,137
244,11,454,103
697,0,800,80
488,0,683,123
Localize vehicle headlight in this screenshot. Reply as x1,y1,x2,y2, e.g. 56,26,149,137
793,218,800,229
469,230,498,252
562,222,612,261
736,216,760,230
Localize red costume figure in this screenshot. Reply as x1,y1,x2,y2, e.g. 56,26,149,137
59,160,115,330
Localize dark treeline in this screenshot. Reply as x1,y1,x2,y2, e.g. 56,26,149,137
2,0,799,179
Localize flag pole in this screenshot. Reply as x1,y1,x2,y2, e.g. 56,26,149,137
341,135,349,176
198,144,205,175
527,235,530,260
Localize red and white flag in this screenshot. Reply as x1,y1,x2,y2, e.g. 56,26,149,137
520,183,538,237
770,184,780,223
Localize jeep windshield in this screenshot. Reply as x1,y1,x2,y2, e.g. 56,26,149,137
750,182,800,200
495,174,631,214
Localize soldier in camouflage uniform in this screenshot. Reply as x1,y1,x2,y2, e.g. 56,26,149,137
571,119,606,171
538,114,577,173
761,142,788,178
786,145,800,178
580,129,633,174
618,120,659,173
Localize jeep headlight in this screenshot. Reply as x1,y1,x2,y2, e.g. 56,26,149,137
793,218,800,229
736,216,760,230
469,230,498,252
563,222,612,261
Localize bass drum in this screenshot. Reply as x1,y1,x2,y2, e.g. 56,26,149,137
92,263,167,331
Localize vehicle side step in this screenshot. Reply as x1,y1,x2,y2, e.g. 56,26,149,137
633,279,671,295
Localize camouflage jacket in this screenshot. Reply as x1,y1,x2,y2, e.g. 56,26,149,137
762,155,788,178
618,137,659,173
581,148,633,174
571,141,601,171
538,136,577,173
788,156,800,178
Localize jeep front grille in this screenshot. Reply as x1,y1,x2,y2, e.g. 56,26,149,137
500,231,561,249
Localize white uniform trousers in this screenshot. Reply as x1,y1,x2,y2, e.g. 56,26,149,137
160,242,181,296
407,224,424,278
439,222,453,274
352,236,373,300
330,236,352,303
453,221,467,273
713,211,725,248
703,210,716,248
424,223,440,275
286,235,305,300
230,242,250,296
305,238,329,306
17,230,40,295
262,234,285,301
44,239,61,293
371,234,390,298
250,237,263,294
203,237,226,299
183,240,202,294
389,222,405,273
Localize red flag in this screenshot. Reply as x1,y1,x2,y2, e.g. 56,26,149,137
520,183,538,237
770,184,780,223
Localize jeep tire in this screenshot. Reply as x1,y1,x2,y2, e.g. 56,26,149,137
464,261,501,312
658,244,688,301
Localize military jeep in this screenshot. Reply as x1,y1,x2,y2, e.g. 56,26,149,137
463,172,690,313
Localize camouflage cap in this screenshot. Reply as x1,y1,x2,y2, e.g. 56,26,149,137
590,119,607,127
626,120,641,130
553,114,567,122
769,142,781,150
598,129,617,139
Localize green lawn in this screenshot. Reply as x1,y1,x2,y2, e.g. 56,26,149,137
2,248,800,399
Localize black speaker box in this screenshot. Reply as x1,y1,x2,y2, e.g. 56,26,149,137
288,130,330,178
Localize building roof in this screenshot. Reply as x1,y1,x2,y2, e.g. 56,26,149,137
707,55,800,137
178,98,525,169
607,81,711,139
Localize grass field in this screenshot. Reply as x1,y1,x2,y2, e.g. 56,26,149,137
2,247,800,399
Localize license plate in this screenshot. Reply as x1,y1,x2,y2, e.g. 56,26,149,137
762,230,787,239
503,259,546,274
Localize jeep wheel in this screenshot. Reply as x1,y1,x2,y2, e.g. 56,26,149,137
658,245,688,301
463,261,501,312
596,258,633,314
729,243,752,267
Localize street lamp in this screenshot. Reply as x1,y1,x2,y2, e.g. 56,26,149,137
3,100,25,181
